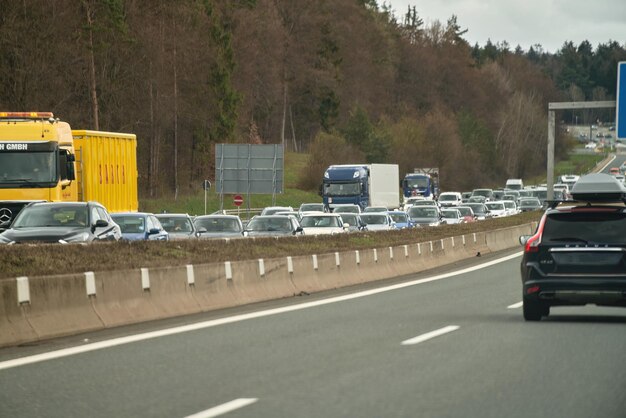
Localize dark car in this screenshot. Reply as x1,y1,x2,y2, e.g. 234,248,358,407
407,206,442,227
155,213,199,240
519,173,626,321
111,212,169,241
0,201,121,244
243,215,302,237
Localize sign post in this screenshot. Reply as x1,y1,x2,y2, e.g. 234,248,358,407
617,61,626,140
233,194,243,217
203,180,211,215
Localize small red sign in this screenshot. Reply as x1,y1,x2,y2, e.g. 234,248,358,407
233,195,244,206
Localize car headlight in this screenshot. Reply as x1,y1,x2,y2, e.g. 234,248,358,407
60,232,91,243
429,222,440,226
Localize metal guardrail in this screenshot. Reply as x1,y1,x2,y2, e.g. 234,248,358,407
218,208,263,220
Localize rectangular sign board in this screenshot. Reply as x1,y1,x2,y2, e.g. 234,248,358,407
618,61,626,140
215,144,284,194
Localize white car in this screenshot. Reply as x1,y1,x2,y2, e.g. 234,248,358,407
485,201,508,217
299,213,346,235
260,206,294,216
363,206,389,213
440,208,463,224
502,200,519,216
402,196,425,211
359,213,395,231
438,192,462,207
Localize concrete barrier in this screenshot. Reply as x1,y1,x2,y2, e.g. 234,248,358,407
0,278,38,347
0,223,533,348
486,224,533,252
23,273,104,341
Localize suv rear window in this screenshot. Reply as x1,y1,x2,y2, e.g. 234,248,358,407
543,211,626,244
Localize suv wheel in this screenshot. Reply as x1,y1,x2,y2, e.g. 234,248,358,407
523,297,547,321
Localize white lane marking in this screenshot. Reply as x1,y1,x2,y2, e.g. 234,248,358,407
598,154,617,173
184,398,258,418
507,301,523,309
0,252,523,371
402,325,460,346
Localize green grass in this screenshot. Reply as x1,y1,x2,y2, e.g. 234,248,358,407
526,151,606,185
0,211,541,280
140,152,320,215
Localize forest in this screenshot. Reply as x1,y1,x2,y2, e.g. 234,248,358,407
0,0,625,196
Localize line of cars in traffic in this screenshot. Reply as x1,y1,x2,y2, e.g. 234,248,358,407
1,176,570,245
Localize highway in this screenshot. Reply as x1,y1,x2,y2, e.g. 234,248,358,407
1,249,625,418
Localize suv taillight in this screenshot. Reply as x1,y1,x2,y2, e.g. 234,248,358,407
525,213,547,253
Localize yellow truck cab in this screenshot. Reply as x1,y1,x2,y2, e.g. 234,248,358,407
0,112,137,229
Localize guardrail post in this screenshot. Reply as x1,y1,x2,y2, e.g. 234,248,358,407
141,268,150,291
85,271,96,297
16,276,30,305
186,265,195,286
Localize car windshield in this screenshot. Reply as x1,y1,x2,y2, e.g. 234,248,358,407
456,207,473,217
519,199,540,207
439,195,457,201
158,217,193,233
247,217,292,232
472,189,492,197
300,216,340,228
112,216,145,233
195,217,241,232
486,203,505,210
300,204,324,212
389,213,407,223
334,206,359,213
0,149,57,185
467,204,486,214
413,201,436,206
339,214,357,224
360,214,387,224
409,207,438,218
261,207,291,216
324,182,360,196
442,210,459,218
13,205,88,228
406,177,429,188
543,211,626,244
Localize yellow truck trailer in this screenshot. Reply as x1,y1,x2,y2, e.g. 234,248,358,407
0,112,138,228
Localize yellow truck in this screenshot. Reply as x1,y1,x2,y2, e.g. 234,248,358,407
0,112,138,228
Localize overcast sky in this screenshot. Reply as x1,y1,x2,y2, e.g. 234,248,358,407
385,0,626,53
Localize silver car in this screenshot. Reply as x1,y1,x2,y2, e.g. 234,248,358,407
193,215,244,239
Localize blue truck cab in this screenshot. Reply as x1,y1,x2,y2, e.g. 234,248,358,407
322,165,369,211
402,168,439,201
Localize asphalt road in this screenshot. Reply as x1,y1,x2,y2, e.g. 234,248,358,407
1,249,625,418
601,153,626,173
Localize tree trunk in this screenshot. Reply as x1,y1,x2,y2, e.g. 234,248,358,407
85,3,99,130
173,20,179,201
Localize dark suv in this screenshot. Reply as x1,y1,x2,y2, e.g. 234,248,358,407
519,173,626,321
